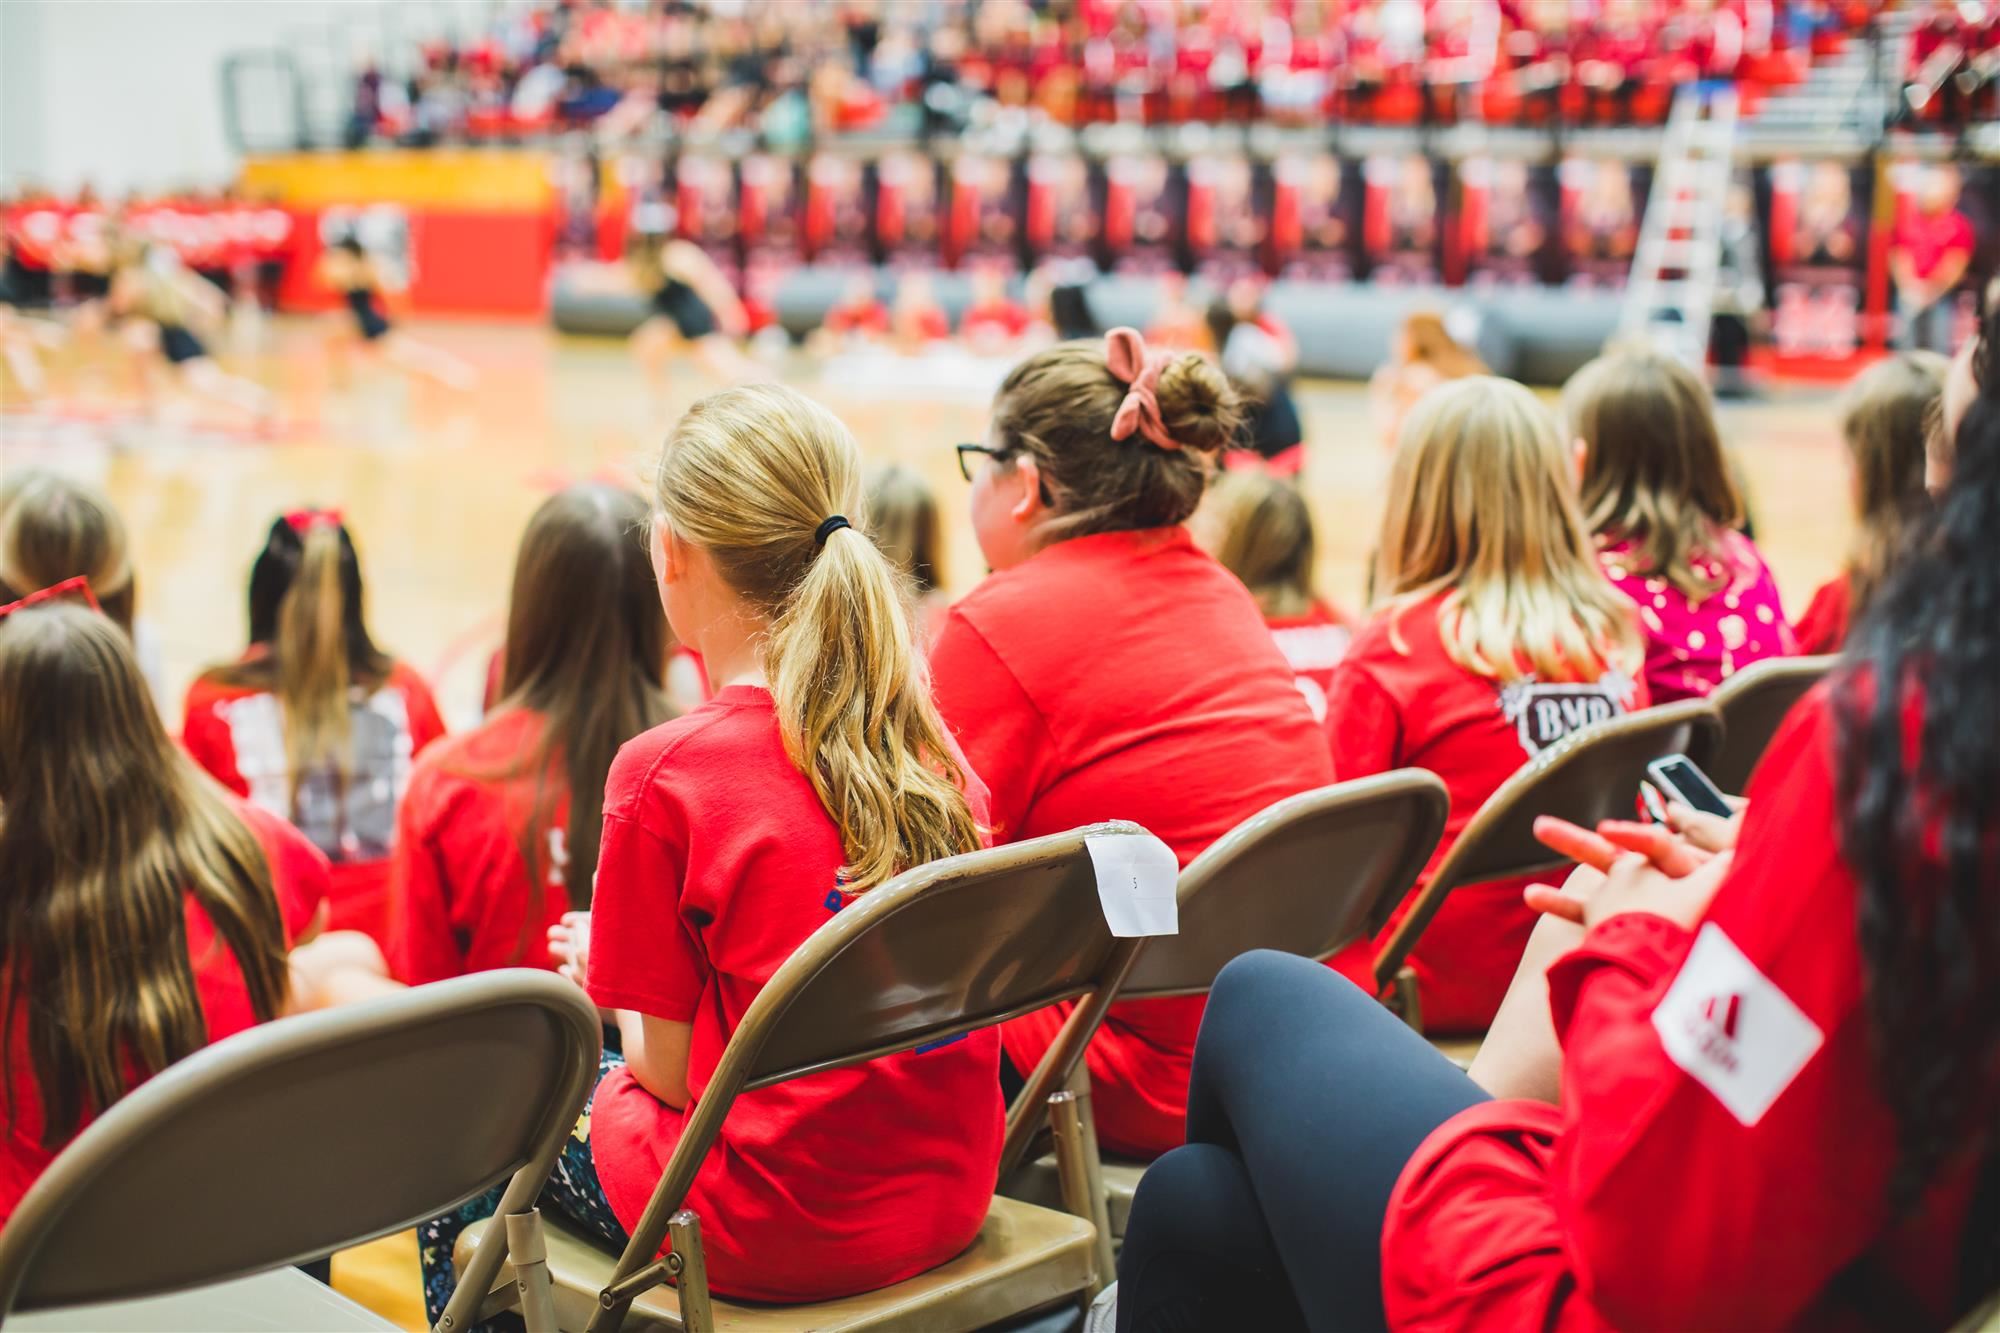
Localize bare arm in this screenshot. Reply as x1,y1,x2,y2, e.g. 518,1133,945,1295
617,1010,694,1109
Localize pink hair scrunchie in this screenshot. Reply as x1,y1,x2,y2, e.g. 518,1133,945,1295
1104,326,1184,453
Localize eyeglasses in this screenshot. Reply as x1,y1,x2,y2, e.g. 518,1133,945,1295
955,442,1012,483
0,576,101,621
955,441,1055,505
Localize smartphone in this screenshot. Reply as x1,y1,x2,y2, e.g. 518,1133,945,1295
1645,755,1733,819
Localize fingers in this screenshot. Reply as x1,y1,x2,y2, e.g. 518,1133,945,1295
1597,819,1711,876
1664,802,1742,855
1524,883,1588,924
1533,815,1621,872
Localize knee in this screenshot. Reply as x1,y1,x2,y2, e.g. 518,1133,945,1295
1206,950,1341,1033
1120,1144,1248,1270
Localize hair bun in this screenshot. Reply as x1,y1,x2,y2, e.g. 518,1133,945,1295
1154,353,1241,455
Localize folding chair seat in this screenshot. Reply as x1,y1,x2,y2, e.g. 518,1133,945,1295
453,822,1162,1333
0,971,602,1333
1002,773,1451,1240
1704,654,1838,795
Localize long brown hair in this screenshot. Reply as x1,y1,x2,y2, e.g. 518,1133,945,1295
1201,470,1317,618
0,604,289,1147
991,339,1240,545
1377,376,1641,684
1564,345,1745,600
207,514,394,792
654,383,982,892
488,484,673,915
1838,352,1945,616
0,470,138,634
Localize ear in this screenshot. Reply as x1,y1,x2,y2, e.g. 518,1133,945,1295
1571,437,1589,486
650,516,687,585
1009,456,1047,525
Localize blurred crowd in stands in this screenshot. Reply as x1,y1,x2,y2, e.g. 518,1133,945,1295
342,0,1920,147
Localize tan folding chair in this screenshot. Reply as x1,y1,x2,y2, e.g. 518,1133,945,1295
1371,698,1724,1059
1002,771,1452,1239
1704,654,1838,795
451,821,1157,1333
0,970,602,1333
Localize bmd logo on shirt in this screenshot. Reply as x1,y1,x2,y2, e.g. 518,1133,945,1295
1497,672,1635,757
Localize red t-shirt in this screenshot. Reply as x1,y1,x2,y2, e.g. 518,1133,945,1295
1894,208,1975,283
1,802,327,1223
1324,595,1647,1033
182,655,446,944
1793,573,1851,657
1382,685,1985,1331
929,526,1334,1157
385,708,573,985
1265,600,1355,724
585,686,1002,1303
1598,528,1795,704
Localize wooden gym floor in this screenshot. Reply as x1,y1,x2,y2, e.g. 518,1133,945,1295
0,318,1855,1327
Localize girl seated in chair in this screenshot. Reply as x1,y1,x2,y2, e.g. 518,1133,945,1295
183,511,446,944
0,595,386,1223
1325,376,1646,1034
420,384,1000,1317
384,484,674,985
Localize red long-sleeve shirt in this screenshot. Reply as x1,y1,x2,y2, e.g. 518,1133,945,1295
1382,683,1982,1330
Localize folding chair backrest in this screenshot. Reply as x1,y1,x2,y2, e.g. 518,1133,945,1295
1706,654,1837,794
1373,698,1722,992
1121,771,1450,998
0,970,602,1321
621,822,1150,1247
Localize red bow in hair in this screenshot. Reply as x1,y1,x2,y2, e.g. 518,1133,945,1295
0,576,102,620
284,508,344,534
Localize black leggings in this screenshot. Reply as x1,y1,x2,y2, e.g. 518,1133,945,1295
1115,951,1489,1333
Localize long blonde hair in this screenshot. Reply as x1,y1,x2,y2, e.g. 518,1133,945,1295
0,605,289,1146
653,384,982,891
1376,376,1640,684
1564,346,1744,600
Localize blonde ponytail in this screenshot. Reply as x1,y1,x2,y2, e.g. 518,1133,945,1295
276,523,352,783
655,384,982,890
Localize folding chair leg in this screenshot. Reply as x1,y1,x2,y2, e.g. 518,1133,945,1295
1049,1088,1114,1296
667,1210,715,1333
506,1209,558,1333
1384,966,1424,1032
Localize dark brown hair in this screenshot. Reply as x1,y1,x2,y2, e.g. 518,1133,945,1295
487,484,674,918
0,605,289,1146
1563,345,1745,600
991,339,1240,543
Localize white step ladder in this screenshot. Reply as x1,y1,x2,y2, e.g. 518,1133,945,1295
1619,88,1740,368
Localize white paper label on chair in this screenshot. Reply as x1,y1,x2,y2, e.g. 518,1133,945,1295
1085,832,1180,938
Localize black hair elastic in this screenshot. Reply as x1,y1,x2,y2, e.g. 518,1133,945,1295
814,514,851,546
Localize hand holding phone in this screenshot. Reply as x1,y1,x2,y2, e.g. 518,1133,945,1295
1645,755,1733,819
